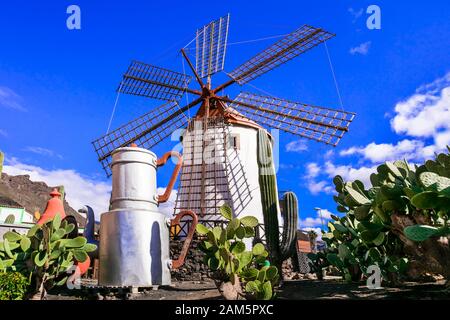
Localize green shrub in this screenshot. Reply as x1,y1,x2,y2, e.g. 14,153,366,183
309,147,450,283
196,205,278,300
0,215,97,299
0,272,30,300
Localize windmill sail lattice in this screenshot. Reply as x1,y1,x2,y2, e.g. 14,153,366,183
229,25,334,85
93,101,190,176
174,117,231,218
118,61,193,101
174,116,253,219
226,92,355,146
195,14,230,79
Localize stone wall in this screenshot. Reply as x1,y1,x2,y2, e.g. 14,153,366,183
170,239,212,281
170,239,310,282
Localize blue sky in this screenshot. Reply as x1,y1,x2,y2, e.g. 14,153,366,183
1,1,449,230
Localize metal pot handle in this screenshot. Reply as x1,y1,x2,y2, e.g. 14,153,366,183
171,210,198,269
156,151,182,204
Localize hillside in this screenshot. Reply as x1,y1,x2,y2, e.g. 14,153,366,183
0,172,86,227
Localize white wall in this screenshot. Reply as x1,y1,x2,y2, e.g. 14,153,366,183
227,124,283,249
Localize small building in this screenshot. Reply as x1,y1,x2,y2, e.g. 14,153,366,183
0,196,35,237
0,196,34,224
296,230,313,253
295,230,314,274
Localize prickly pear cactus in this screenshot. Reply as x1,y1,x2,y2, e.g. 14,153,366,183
0,215,97,299
196,204,278,300
311,147,450,283
404,225,450,242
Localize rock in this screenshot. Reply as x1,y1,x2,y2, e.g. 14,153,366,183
0,172,86,226
170,240,211,281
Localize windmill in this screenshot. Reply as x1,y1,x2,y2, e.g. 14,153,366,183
92,14,356,226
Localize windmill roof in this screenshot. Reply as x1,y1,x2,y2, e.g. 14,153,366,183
223,107,262,130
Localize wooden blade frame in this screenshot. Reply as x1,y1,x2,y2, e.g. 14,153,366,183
228,25,334,85
92,98,202,176
223,92,355,146
118,60,197,101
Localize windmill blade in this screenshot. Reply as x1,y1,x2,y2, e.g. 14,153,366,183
224,92,355,146
195,14,230,79
118,60,196,102
92,98,202,176
229,25,334,85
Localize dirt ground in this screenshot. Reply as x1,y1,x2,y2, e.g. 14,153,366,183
277,278,449,300
46,277,449,300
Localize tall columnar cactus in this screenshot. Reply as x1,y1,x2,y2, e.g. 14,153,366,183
257,128,298,270
58,185,65,202
0,150,4,175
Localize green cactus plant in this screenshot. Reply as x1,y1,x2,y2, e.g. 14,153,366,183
4,214,15,224
0,271,30,300
196,204,278,300
58,185,66,202
0,150,4,175
404,225,450,242
256,128,298,272
309,147,450,284
0,215,96,299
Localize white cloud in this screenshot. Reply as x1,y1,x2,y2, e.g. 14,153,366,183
324,149,335,159
23,146,63,159
304,160,376,193
324,161,376,188
305,162,320,178
0,86,26,112
435,131,450,150
299,208,336,240
339,72,450,169
301,73,450,202
3,158,111,219
318,209,333,220
391,72,450,142
279,163,295,170
339,139,426,163
306,180,334,195
304,162,334,195
303,227,323,241
299,217,323,228
0,129,7,137
348,7,364,22
350,41,371,55
157,187,177,218
285,140,308,152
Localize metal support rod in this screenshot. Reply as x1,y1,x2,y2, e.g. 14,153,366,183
213,78,236,94
200,109,208,217
218,96,349,132
181,48,204,88
97,97,203,162
123,74,201,96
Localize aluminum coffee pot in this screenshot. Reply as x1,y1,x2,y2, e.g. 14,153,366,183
98,144,197,287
